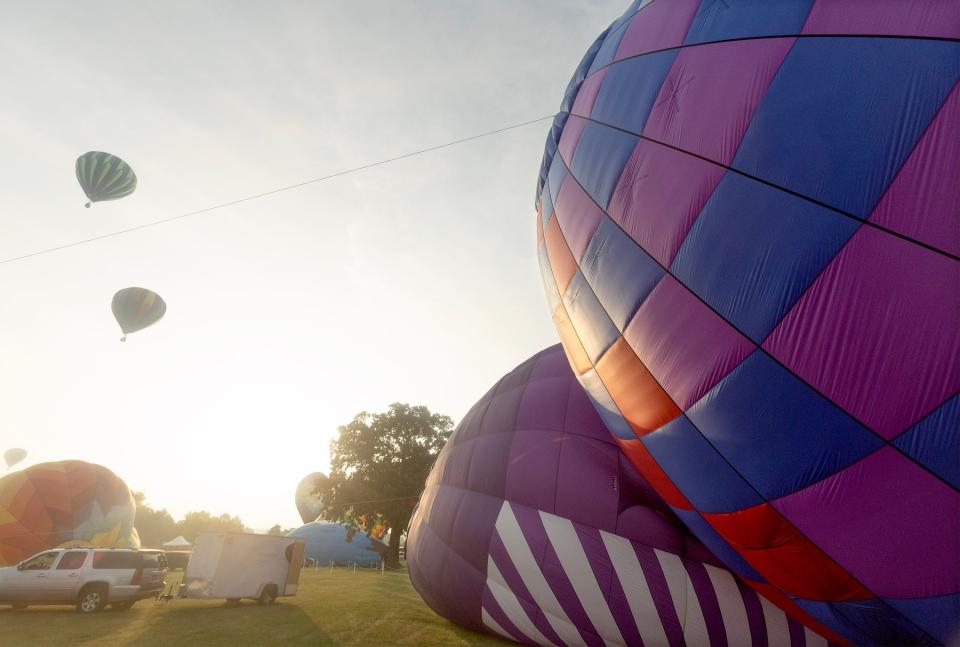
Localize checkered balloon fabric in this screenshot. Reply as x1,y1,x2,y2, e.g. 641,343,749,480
534,1,959,645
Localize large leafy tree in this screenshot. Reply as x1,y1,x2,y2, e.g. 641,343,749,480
323,402,452,568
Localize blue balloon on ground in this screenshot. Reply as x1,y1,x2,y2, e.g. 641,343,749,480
287,521,385,566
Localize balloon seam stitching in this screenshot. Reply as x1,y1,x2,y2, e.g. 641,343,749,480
551,148,959,496
566,112,960,263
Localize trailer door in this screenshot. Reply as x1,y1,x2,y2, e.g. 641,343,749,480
284,541,306,595
183,534,225,598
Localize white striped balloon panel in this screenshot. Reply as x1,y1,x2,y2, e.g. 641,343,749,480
481,501,826,647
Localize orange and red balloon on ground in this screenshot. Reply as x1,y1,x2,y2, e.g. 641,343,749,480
0,461,139,566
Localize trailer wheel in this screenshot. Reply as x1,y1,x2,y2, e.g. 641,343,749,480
258,584,277,605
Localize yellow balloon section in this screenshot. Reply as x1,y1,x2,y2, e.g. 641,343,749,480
0,461,138,566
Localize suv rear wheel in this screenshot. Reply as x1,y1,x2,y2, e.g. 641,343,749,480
77,585,107,613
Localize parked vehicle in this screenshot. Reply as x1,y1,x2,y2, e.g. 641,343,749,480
0,548,168,612
180,532,305,604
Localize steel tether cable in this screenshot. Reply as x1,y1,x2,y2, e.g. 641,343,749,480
0,114,555,266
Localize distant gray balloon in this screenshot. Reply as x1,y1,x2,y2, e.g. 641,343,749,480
295,472,328,524
4,448,27,470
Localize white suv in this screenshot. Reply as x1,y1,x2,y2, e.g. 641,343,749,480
0,548,168,612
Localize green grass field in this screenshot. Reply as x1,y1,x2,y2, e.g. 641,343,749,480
0,566,508,646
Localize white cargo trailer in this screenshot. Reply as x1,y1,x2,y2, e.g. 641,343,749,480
181,532,305,604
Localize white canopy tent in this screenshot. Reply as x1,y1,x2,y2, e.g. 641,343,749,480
161,535,193,550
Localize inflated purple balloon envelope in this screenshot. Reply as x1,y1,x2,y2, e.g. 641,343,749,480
407,345,832,646
533,1,958,644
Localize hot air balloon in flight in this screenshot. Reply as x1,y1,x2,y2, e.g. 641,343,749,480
407,345,838,646
535,2,959,644
75,151,137,208
0,460,139,566
3,448,26,471
295,472,328,524
111,287,166,342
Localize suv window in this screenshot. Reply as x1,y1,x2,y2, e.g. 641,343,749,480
21,552,58,571
92,551,140,569
56,551,88,570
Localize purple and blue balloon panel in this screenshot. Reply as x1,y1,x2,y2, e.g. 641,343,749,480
407,345,835,647
534,1,958,645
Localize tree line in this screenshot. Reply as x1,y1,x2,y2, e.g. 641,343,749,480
132,493,290,547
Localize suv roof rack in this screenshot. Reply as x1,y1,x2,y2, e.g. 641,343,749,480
63,546,141,551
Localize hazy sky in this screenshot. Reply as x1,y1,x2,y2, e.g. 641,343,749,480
0,1,623,530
